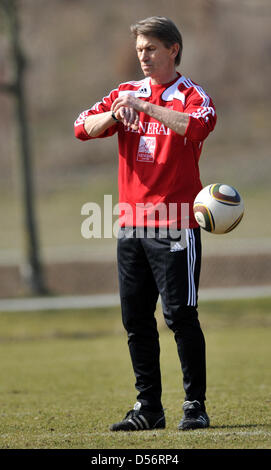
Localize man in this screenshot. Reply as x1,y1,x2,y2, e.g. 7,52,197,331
74,16,217,431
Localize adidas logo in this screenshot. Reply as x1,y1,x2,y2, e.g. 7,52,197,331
170,241,185,252
138,87,148,94
196,415,208,425
128,414,150,430
136,86,151,97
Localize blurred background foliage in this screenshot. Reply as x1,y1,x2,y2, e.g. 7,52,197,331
0,0,270,296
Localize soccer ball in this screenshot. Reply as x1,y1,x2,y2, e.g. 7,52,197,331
193,183,244,234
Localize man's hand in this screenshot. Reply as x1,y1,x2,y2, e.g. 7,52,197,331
112,95,141,131
112,92,190,137
117,106,139,131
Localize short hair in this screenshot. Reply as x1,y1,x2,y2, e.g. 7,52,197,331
130,16,183,66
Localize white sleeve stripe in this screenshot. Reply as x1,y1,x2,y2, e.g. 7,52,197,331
101,88,118,105
75,80,147,126
182,78,215,122
74,109,91,127
183,78,210,107
186,78,210,107
89,87,119,112
75,87,119,125
190,106,215,120
91,102,102,111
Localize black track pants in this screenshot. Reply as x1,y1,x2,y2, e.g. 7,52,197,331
117,227,206,411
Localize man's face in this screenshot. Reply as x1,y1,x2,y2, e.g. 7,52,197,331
136,34,178,82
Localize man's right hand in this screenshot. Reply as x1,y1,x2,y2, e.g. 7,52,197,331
114,106,139,131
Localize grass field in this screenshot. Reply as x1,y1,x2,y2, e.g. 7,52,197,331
0,297,270,449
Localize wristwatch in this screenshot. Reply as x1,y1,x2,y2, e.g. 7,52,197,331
111,111,119,122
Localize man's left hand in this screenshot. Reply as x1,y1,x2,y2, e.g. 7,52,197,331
112,94,142,130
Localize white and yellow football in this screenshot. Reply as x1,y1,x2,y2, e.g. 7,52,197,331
193,183,244,234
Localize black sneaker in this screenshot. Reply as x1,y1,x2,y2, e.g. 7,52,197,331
178,400,210,430
110,402,166,431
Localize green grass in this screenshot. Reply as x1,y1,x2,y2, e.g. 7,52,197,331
0,297,271,449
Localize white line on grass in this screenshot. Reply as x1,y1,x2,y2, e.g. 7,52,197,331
1,237,271,265
0,293,120,312
0,285,270,312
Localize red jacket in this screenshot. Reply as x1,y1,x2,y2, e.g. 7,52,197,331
74,73,217,228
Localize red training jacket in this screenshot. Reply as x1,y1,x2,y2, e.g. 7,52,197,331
74,73,217,228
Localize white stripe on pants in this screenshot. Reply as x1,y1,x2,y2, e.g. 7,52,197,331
186,228,197,306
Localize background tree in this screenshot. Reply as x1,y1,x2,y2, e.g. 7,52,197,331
0,0,47,295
